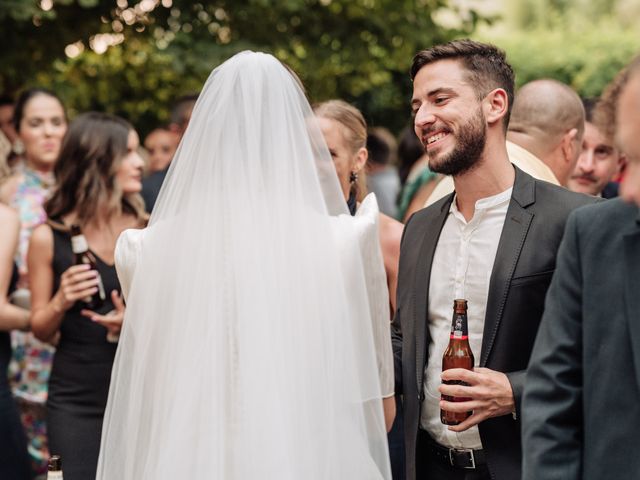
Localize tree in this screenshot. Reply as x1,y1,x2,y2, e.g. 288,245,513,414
477,0,640,98
1,0,489,134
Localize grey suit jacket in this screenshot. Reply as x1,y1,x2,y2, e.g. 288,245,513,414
522,198,640,480
391,166,596,480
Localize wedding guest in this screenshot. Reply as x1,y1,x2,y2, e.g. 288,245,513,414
143,126,179,175
522,54,640,480
392,39,595,480
314,99,401,478
0,95,18,147
567,98,625,197
29,112,145,480
366,127,401,218
0,203,31,480
0,87,67,476
314,100,403,316
141,94,197,212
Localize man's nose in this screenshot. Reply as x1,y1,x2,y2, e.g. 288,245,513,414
577,151,595,171
414,105,436,131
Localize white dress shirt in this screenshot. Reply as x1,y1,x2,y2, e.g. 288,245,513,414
420,187,512,449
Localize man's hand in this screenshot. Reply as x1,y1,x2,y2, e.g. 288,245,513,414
439,367,515,432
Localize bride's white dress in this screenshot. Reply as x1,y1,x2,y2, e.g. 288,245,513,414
96,51,393,480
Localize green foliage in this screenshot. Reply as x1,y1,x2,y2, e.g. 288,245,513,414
479,16,640,99
1,0,487,136
4,0,638,136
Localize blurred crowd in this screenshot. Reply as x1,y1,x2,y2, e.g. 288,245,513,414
0,40,638,480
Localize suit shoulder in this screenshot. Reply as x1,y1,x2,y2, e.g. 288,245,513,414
570,197,638,231
534,180,598,212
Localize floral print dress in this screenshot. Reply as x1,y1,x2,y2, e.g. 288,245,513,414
8,167,56,477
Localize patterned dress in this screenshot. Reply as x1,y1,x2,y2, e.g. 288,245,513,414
7,167,56,477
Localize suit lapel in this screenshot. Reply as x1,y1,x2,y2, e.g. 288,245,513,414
624,212,640,389
415,195,452,392
480,168,535,366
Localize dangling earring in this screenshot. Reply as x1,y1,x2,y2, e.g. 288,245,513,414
12,139,24,156
349,171,358,184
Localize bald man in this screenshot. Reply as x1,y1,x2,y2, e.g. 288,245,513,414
522,55,640,480
424,79,584,207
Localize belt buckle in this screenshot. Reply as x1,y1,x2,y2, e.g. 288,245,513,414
449,448,476,469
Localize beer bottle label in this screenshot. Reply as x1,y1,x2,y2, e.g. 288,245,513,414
47,473,63,479
450,315,468,340
71,235,89,254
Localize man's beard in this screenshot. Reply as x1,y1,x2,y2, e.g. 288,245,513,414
427,107,486,176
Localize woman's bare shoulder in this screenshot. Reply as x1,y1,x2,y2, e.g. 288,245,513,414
0,202,18,225
378,213,403,251
0,172,23,203
30,223,54,249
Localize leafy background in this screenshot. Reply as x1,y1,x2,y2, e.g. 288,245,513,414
2,0,639,136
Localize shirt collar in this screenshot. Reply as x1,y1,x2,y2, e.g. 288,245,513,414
450,186,513,217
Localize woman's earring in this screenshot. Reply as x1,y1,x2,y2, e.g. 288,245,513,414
349,171,358,184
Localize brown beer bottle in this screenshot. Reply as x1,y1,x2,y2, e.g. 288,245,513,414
47,455,63,479
441,299,474,425
70,225,106,310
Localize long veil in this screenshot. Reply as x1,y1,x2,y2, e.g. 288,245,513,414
96,51,392,479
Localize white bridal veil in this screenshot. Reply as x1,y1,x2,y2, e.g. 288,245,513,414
96,51,392,479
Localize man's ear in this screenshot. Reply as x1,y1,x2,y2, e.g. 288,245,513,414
484,88,509,127
561,128,579,164
616,153,627,175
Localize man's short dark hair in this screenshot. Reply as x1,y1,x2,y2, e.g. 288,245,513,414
410,39,515,129
170,94,199,128
367,127,397,166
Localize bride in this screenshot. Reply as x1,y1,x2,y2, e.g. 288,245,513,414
96,51,393,479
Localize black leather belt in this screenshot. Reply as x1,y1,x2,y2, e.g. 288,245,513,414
422,432,486,470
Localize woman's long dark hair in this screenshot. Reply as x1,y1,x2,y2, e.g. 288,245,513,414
45,112,145,226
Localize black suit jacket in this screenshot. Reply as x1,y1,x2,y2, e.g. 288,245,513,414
522,198,640,480
391,167,596,480
141,167,168,213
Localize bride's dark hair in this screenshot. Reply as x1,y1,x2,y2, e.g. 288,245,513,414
45,112,145,226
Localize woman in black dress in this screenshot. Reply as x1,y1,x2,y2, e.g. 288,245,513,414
28,112,146,479
0,203,31,479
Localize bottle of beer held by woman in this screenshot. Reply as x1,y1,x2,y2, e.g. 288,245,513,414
70,225,106,310
441,299,475,425
47,455,63,479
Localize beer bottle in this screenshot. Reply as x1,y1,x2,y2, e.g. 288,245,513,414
441,299,474,425
71,224,106,310
47,455,63,479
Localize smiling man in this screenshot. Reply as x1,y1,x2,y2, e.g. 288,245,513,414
391,39,595,480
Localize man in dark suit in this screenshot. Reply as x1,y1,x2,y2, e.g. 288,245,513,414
392,39,595,480
522,55,640,480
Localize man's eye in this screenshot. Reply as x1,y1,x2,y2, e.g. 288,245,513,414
434,97,447,105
